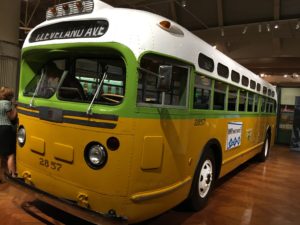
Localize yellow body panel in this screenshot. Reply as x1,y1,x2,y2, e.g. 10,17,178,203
17,110,276,223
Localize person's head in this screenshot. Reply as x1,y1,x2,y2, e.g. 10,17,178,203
45,62,62,78
0,86,14,100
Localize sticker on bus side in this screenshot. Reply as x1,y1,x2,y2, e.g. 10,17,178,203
226,122,243,150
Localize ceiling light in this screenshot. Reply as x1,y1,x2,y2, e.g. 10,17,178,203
221,28,224,37
258,24,262,32
260,73,265,77
283,74,288,78
274,24,279,29
181,0,186,7
296,21,300,30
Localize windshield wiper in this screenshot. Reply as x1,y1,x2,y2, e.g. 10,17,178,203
86,71,108,115
29,69,46,107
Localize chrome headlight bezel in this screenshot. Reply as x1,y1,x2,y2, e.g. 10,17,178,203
84,143,107,170
17,126,26,147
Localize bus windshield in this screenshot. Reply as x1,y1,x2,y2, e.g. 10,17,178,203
24,57,125,105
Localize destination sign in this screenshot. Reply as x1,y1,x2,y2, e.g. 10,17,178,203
29,20,108,43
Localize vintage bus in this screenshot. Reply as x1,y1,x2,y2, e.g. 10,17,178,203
10,0,277,224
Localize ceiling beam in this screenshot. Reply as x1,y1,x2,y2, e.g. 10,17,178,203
273,0,281,55
217,0,223,27
170,1,178,22
174,0,209,29
274,0,280,20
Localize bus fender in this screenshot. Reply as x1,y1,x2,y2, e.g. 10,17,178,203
197,138,222,180
184,138,222,211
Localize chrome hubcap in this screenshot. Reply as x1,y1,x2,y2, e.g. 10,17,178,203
198,159,213,198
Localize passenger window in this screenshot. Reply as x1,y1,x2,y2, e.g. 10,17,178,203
267,99,274,113
261,97,266,113
242,75,249,87
254,94,259,112
194,75,212,109
228,85,238,111
263,86,267,95
217,63,229,78
239,89,247,111
164,66,188,106
267,89,272,96
213,81,227,110
138,54,189,107
250,80,256,90
198,53,214,72
231,70,240,83
257,83,261,92
248,92,254,112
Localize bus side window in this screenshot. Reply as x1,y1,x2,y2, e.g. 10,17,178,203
254,94,258,112
213,80,226,110
269,100,273,113
228,85,238,111
239,89,247,111
193,75,211,110
248,92,254,112
260,97,266,113
164,66,188,106
138,66,162,104
138,54,189,107
267,99,272,113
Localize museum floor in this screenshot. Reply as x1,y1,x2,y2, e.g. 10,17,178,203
0,144,299,225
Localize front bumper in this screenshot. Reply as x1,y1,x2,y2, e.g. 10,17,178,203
5,174,127,225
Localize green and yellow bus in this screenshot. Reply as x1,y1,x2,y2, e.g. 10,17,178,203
11,0,277,223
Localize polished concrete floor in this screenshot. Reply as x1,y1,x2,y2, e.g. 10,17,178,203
0,145,299,225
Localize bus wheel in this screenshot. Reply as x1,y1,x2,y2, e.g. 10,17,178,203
187,149,215,211
257,133,270,162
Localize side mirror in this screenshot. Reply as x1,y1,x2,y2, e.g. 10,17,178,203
157,65,172,91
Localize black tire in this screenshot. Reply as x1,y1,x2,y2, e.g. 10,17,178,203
186,149,216,211
257,133,270,162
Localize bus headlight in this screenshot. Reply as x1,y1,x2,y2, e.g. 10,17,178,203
84,143,107,169
17,126,26,147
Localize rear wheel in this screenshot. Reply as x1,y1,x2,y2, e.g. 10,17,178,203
257,133,270,162
186,149,215,211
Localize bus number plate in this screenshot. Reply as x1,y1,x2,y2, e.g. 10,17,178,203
194,118,205,126
39,157,62,171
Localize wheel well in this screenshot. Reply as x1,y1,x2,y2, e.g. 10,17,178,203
202,139,222,180
266,126,272,143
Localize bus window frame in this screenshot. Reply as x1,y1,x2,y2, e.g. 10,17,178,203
193,73,212,110
213,79,227,111
137,54,191,109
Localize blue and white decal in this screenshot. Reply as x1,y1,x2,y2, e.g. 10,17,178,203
226,122,243,150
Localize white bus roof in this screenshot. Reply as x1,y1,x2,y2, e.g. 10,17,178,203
23,0,277,100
